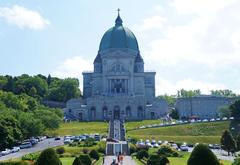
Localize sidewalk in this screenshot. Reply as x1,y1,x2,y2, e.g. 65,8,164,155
103,156,137,165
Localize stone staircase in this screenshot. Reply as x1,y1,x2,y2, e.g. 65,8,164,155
106,119,129,155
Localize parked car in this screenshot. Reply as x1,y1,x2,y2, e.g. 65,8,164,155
216,118,221,121
180,145,188,151
158,140,162,145
229,117,234,120
19,142,32,149
1,149,11,155
30,138,38,145
210,118,215,122
94,134,101,141
222,117,227,120
54,136,61,141
171,143,178,150
64,138,72,144
153,143,159,148
202,119,208,122
11,147,20,153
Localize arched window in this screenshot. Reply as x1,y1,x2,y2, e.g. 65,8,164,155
138,106,144,118
102,106,108,119
90,106,96,119
126,106,131,117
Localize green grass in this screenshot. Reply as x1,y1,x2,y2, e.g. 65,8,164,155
46,121,108,136
127,121,230,144
60,157,74,165
125,120,163,130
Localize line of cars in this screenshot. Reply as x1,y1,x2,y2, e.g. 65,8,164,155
63,134,101,144
138,117,234,129
136,139,189,152
0,136,46,157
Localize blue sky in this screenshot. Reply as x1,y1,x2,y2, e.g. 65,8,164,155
0,0,240,95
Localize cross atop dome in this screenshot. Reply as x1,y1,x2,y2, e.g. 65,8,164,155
115,8,123,26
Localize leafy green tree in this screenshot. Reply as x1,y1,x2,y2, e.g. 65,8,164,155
236,134,240,152
36,148,62,165
230,100,240,120
187,144,219,165
47,74,52,86
220,130,236,155
34,108,61,130
232,157,240,165
72,157,82,165
177,89,201,98
19,113,44,139
89,149,99,160
136,150,149,160
158,94,176,106
217,105,231,118
159,156,170,165
169,109,179,120
147,154,161,165
0,115,22,150
79,154,91,165
0,76,8,90
211,89,236,97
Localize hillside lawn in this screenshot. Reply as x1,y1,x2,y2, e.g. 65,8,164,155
48,120,229,144
127,121,230,144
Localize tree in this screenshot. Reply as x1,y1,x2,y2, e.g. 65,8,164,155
169,109,179,120
0,115,22,150
187,144,219,165
147,154,161,165
47,74,52,86
89,149,99,160
220,130,236,156
230,100,240,120
177,89,201,98
136,150,149,160
158,95,176,106
79,154,91,165
232,157,240,165
211,89,236,97
236,134,240,152
217,105,231,118
159,156,170,165
72,157,82,165
36,148,62,165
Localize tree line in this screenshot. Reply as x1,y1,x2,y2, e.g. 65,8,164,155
0,74,81,103
158,89,239,106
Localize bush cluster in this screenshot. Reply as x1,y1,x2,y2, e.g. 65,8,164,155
22,153,39,161
157,145,179,157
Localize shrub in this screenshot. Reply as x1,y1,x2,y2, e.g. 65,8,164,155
35,148,62,165
232,157,240,165
159,156,170,165
136,145,149,152
136,150,149,160
157,145,179,157
56,147,65,154
79,154,91,165
22,153,39,161
0,162,28,165
129,144,137,155
187,144,220,165
89,150,99,160
147,154,161,165
72,157,81,165
83,138,95,147
97,141,106,154
82,148,89,154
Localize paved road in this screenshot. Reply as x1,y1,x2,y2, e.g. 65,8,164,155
0,138,64,162
103,156,136,165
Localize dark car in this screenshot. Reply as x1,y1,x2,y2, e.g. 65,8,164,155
54,136,61,140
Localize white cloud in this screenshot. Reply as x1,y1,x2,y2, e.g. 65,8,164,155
52,56,92,89
156,77,226,95
140,16,166,31
135,0,240,95
0,5,49,30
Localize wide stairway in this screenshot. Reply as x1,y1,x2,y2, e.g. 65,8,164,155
106,119,129,155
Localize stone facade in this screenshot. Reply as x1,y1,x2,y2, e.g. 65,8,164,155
175,95,236,119
64,14,168,121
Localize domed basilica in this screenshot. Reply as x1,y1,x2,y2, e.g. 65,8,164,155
64,13,168,121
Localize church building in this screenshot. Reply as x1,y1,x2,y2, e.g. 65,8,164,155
64,13,168,121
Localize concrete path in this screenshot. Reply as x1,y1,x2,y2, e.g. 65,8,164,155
103,156,137,165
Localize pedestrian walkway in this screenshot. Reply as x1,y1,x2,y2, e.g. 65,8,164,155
103,156,137,165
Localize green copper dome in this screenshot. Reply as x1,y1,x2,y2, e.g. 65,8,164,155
99,14,139,52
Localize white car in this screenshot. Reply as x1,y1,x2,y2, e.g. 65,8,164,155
145,139,150,143
202,119,208,122
180,145,188,151
153,143,159,148
210,118,215,122
216,118,221,121
222,117,228,120
229,117,234,120
11,147,20,153
151,140,156,145
146,142,152,147
1,149,11,155
158,141,162,145
64,138,73,144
